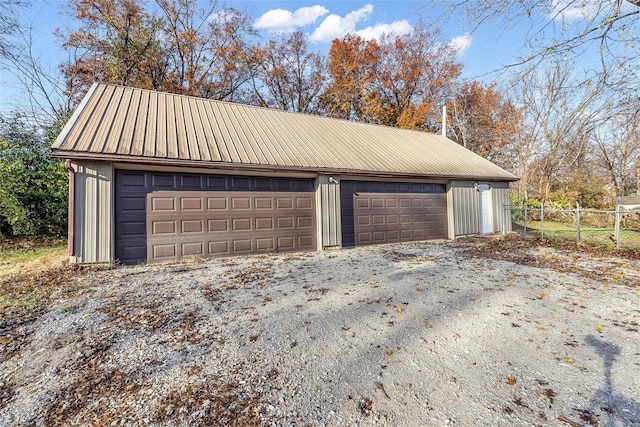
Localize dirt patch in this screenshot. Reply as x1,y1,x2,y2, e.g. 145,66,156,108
1,238,639,426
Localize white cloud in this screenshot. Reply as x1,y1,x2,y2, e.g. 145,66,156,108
309,4,374,42
356,20,413,40
449,33,472,56
254,5,329,33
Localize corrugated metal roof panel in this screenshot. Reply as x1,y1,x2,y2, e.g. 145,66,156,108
52,83,517,181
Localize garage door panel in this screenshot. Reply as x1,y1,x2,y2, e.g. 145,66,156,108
233,239,252,252
181,220,203,233
119,197,146,212
232,218,252,231
296,197,313,209
354,192,447,246
208,219,228,232
231,197,251,209
182,242,204,256
181,197,203,210
209,241,228,253
297,217,313,228
256,217,274,230
151,174,175,188
255,198,273,209
152,197,175,211
207,197,227,210
256,238,274,250
153,244,176,258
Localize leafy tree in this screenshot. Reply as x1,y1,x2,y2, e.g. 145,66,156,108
59,0,255,103
446,81,523,164
156,0,255,100
0,114,67,239
322,28,461,130
321,34,379,121
60,0,165,104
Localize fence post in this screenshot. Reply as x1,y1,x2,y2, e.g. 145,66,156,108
615,208,620,249
576,202,581,243
523,204,528,236
540,204,544,239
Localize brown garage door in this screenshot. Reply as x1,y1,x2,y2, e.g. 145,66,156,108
354,193,447,246
146,191,315,262
114,170,316,264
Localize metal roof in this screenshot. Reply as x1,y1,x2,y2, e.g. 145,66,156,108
52,83,517,181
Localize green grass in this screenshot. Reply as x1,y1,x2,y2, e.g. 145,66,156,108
513,220,640,249
0,240,72,329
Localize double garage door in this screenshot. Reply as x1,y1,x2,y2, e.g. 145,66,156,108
115,170,316,264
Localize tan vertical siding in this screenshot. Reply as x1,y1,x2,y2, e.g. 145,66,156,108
492,183,512,233
452,181,480,236
71,161,113,263
318,176,342,247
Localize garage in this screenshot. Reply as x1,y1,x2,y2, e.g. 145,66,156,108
115,170,316,264
52,83,518,265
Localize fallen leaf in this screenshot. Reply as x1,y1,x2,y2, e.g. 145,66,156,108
563,357,575,364
0,337,10,344
396,307,403,313
107,291,118,297
506,377,516,385
595,326,603,333
385,349,393,355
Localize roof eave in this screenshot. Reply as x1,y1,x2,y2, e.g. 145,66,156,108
51,150,519,182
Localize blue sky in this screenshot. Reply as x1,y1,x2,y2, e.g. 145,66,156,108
0,0,578,113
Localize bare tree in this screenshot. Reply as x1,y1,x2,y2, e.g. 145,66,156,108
433,0,640,89
249,31,327,113
0,0,28,58
511,62,606,202
1,1,74,125
595,99,640,196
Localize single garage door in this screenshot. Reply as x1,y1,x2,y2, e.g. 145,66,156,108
115,170,316,264
353,193,447,245
340,180,447,247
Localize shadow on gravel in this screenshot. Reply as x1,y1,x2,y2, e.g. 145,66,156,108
583,335,640,426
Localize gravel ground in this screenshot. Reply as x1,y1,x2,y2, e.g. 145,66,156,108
1,237,639,426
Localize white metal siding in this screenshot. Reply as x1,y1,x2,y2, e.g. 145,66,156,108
71,161,113,263
318,176,342,247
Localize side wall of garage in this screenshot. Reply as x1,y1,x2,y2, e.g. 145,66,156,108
69,161,114,264
451,181,511,236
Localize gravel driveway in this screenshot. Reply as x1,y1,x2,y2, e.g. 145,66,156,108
1,237,639,426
